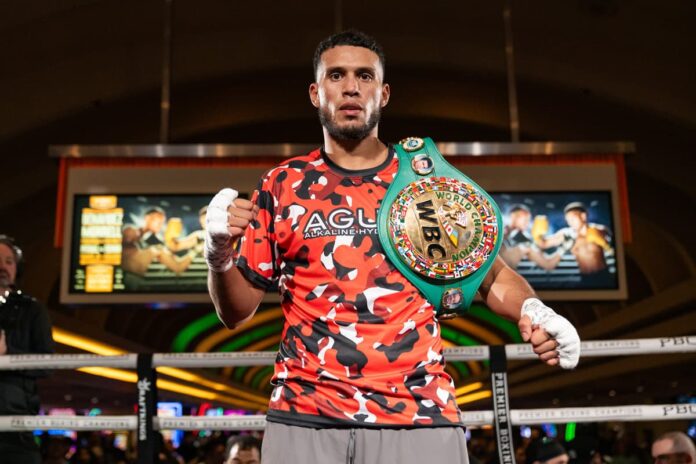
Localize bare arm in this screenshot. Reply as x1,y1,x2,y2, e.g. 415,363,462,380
208,266,265,329
167,233,199,252
536,230,565,249
158,248,196,275
478,256,535,324
205,189,265,329
478,255,580,368
527,247,563,270
121,247,157,276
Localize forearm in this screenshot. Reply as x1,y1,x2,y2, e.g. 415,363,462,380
478,257,536,321
528,248,562,270
208,266,263,329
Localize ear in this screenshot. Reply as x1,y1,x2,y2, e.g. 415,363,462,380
381,83,391,108
309,82,319,108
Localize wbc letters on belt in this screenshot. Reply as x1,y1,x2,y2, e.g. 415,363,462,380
377,137,503,318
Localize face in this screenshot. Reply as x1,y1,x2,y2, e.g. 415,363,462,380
511,210,531,230
0,243,17,291
226,445,261,464
144,212,166,233
564,210,587,231
310,45,390,141
653,439,691,464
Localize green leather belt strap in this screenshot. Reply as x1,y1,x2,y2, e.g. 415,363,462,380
377,137,503,318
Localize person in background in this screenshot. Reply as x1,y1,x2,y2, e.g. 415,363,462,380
532,438,571,464
652,432,695,464
0,234,54,464
224,435,262,464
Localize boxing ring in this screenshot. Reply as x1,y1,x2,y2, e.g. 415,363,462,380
1,336,695,463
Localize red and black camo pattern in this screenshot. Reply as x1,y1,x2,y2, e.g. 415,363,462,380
236,148,463,428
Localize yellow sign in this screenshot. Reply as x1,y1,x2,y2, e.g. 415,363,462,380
85,265,114,293
79,200,124,266
89,195,118,209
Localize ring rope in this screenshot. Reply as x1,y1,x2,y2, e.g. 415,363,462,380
0,336,692,370
2,404,694,432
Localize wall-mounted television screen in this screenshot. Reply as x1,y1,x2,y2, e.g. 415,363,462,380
60,165,267,304
67,194,211,296
491,191,618,291
59,153,628,303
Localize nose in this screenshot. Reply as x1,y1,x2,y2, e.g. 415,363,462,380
342,74,360,96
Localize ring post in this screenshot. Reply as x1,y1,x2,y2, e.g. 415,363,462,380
491,345,516,464
136,353,158,464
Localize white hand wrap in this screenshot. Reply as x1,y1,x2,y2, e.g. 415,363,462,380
204,188,239,273
521,298,581,369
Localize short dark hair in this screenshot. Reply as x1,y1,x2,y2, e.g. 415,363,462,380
0,234,24,282
144,206,166,217
313,29,386,79
510,204,531,214
0,235,22,264
225,435,261,460
563,202,587,215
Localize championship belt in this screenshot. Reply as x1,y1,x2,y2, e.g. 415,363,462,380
377,137,503,318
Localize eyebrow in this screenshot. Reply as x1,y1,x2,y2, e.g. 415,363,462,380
324,66,377,76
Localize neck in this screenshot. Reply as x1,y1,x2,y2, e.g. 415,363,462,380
322,131,388,171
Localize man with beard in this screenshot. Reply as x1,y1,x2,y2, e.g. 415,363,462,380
0,235,54,464
205,31,580,462
534,202,614,277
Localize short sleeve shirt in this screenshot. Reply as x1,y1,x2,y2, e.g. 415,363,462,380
236,148,463,428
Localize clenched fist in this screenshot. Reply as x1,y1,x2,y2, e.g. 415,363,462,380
518,298,581,369
204,188,259,273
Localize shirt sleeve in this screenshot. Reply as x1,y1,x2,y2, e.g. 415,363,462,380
235,172,279,291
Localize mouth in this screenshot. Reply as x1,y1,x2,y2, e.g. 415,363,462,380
338,103,363,116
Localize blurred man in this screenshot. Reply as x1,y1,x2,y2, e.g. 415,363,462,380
0,235,54,464
122,207,198,276
224,435,262,464
652,431,695,464
530,438,570,464
500,204,563,270
534,202,613,274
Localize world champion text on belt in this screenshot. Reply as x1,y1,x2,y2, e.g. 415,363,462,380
388,177,498,279
377,137,503,318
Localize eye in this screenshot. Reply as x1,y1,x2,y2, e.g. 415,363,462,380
329,72,342,81
359,72,373,81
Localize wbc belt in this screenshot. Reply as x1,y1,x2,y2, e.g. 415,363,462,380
377,137,503,318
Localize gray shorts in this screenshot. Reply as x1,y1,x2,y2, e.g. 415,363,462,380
261,422,470,464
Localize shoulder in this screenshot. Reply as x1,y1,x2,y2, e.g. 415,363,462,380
589,223,609,231
9,292,46,314
258,149,325,187
266,150,322,175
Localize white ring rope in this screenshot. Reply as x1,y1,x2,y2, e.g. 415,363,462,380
0,336,692,370
2,404,694,432
0,415,137,431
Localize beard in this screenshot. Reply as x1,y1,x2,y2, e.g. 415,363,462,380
318,106,381,141
0,273,13,291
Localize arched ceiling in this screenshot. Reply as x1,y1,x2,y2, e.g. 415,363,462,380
1,0,694,140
